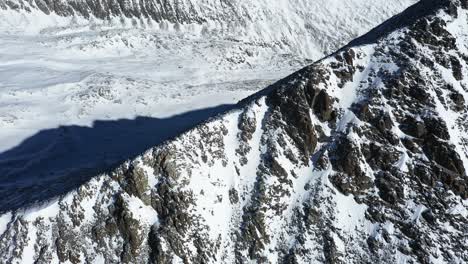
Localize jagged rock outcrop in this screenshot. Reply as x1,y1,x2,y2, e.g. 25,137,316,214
1,0,468,263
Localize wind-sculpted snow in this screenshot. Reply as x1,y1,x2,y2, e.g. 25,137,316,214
0,0,416,56
1,0,467,263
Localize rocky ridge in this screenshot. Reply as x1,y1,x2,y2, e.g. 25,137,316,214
0,0,417,214
1,0,468,263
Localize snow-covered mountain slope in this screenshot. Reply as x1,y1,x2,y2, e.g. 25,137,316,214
0,0,416,210
0,0,416,149
1,0,467,263
1,0,415,56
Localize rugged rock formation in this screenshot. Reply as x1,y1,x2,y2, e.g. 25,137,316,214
1,0,468,263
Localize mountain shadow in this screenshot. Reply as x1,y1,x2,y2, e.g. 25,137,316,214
0,104,235,213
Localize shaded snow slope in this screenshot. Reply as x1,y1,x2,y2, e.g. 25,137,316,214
0,0,467,263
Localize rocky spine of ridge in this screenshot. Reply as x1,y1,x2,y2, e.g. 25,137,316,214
1,0,468,263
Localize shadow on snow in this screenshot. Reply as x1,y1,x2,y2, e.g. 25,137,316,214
0,104,235,213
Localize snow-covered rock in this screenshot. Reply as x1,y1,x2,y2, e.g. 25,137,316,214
0,0,416,211
1,0,467,263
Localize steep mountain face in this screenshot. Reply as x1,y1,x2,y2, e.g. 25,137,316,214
1,0,468,263
0,0,416,213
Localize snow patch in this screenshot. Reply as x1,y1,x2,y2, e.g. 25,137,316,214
0,212,12,236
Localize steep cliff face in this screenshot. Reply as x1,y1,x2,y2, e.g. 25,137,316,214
1,0,468,263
